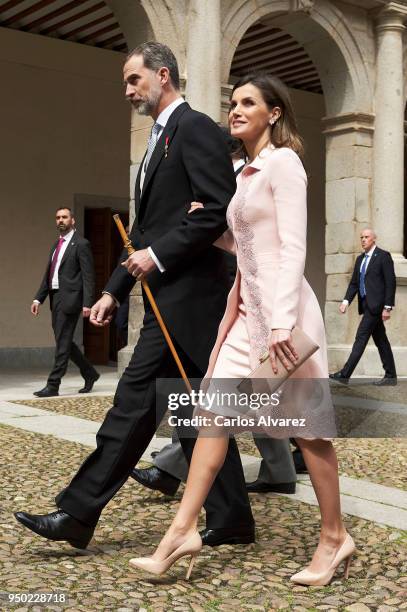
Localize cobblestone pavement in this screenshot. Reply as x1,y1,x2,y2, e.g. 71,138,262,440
1,417,407,611
331,381,407,405
14,397,407,491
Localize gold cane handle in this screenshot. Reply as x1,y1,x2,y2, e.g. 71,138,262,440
113,214,135,255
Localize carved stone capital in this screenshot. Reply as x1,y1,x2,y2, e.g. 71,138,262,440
322,112,375,136
373,1,407,30
289,0,314,13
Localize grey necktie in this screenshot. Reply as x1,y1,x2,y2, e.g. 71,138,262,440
144,122,162,171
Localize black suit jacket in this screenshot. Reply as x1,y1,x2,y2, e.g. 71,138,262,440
344,246,396,315
105,102,235,370
35,231,95,315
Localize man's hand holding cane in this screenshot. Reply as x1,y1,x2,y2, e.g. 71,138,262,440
121,248,156,281
106,214,192,393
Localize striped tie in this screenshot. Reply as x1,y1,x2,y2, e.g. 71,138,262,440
144,123,162,171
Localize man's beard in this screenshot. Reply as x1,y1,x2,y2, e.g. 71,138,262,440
133,88,161,116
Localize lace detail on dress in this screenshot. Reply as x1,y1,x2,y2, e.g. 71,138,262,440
232,176,269,361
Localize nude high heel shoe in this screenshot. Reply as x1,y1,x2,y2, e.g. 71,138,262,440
129,531,202,580
290,533,356,586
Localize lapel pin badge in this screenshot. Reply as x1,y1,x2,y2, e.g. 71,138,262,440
165,136,169,158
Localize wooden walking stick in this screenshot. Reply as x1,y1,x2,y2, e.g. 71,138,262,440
113,214,192,394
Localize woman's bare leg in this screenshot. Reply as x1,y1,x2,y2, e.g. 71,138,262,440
152,432,229,560
295,439,347,571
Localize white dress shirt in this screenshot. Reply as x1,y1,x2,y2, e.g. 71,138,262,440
140,97,185,194
140,97,185,273
33,230,75,304
233,158,245,173
359,245,376,274
102,98,185,305
50,229,75,289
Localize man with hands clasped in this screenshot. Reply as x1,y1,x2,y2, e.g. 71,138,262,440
330,228,397,386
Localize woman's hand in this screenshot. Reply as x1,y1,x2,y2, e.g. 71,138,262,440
268,329,298,374
188,201,204,214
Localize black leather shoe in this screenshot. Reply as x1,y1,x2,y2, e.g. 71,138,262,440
14,510,94,549
329,371,349,385
200,525,255,547
78,372,100,394
246,480,296,494
33,386,59,398
130,466,180,496
373,376,397,386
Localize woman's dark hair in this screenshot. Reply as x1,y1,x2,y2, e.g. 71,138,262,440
217,124,243,157
231,72,304,159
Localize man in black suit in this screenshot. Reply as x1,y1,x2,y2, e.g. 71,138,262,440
330,228,397,385
15,42,254,550
31,207,99,397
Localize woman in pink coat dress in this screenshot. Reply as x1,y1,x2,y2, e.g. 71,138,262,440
130,73,355,586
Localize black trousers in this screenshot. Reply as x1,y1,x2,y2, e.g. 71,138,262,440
342,299,396,378
56,311,254,529
47,291,96,388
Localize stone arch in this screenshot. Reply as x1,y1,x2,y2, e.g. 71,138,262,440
107,0,186,74
140,0,187,75
221,0,374,116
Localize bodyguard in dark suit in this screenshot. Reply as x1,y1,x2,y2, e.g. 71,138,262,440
31,207,99,397
330,228,397,385
15,42,254,550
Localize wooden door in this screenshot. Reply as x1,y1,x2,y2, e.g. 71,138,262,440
83,208,129,364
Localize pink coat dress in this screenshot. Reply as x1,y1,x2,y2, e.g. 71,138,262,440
200,146,334,437
205,145,329,381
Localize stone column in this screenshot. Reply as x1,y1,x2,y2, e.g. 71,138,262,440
220,83,233,125
117,109,152,374
373,2,407,260
322,113,376,374
185,0,221,121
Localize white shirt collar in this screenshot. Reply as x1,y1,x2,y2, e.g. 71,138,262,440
364,245,376,257
139,98,185,194
233,158,245,171
59,228,75,244
155,97,184,129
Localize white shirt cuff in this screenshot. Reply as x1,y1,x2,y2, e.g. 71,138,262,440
102,291,120,308
33,300,40,304
342,300,349,305
148,247,165,273
384,305,393,309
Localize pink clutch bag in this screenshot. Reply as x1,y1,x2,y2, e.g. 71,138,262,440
237,327,319,395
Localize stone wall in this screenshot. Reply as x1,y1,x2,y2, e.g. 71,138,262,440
0,27,130,358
